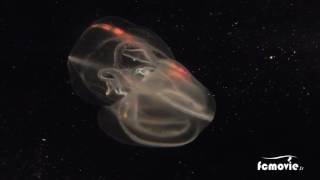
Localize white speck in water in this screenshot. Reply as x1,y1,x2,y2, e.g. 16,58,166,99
269,55,275,60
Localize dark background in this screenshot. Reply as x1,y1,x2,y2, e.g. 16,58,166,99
1,0,318,179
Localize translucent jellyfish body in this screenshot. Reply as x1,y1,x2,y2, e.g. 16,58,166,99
68,17,216,147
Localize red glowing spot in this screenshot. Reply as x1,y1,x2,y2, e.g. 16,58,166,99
91,23,133,42
113,27,124,35
169,63,189,79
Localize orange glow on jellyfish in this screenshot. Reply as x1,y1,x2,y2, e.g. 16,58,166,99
100,24,112,31
91,23,112,31
169,62,189,79
91,23,134,42
113,27,124,36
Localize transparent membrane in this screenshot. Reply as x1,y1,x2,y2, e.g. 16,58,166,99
68,17,216,147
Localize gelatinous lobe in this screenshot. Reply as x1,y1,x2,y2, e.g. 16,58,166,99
68,17,216,147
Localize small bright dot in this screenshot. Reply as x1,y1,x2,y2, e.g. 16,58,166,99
41,138,47,142
269,56,275,60
232,21,239,27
